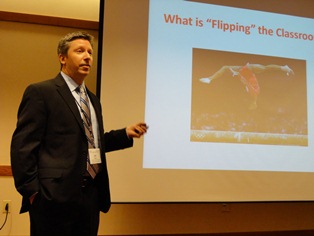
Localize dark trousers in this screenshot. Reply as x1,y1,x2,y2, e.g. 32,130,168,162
29,180,100,236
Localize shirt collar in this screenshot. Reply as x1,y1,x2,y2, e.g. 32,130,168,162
61,71,86,92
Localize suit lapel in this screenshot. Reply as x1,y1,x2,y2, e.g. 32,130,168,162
54,74,85,131
87,92,101,123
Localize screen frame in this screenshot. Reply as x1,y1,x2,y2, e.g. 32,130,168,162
96,0,314,203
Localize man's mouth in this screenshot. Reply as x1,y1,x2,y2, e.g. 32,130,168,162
81,64,90,67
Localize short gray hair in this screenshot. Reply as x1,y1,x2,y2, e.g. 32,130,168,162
57,31,94,56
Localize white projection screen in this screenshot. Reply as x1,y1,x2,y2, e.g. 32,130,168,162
98,0,314,203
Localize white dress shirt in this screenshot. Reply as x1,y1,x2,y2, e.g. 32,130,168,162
61,71,100,148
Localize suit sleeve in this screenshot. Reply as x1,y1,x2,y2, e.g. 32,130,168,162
102,128,133,153
89,92,133,153
10,84,46,198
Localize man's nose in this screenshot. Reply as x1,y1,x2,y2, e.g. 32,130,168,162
84,51,92,59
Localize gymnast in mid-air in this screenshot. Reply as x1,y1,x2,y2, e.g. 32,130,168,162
199,63,294,109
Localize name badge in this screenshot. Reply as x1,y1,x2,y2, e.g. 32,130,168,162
88,148,102,164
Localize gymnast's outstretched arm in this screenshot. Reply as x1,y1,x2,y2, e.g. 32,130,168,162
247,63,294,76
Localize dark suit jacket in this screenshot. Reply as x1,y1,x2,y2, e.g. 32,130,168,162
11,73,133,213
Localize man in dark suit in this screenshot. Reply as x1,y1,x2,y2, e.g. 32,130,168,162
10,31,147,236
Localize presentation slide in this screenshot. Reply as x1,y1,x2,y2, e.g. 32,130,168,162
143,0,314,172
99,0,314,202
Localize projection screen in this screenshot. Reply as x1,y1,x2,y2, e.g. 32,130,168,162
98,0,314,202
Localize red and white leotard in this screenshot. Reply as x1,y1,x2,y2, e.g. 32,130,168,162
238,65,260,97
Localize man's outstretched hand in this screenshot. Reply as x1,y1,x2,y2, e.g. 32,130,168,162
126,122,148,138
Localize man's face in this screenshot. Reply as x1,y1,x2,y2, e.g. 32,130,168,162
59,39,93,83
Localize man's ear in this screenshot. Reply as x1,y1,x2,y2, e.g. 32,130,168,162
59,54,66,65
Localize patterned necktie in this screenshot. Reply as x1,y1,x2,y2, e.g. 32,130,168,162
79,85,100,178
